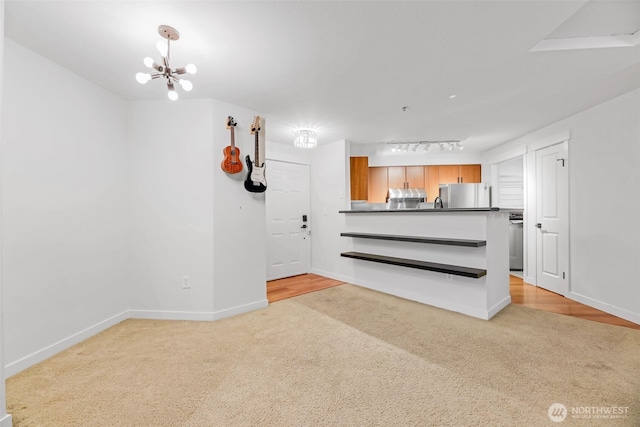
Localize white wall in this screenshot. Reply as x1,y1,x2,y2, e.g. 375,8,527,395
210,101,267,316
128,99,216,319
266,140,311,165
1,39,130,375
0,2,11,425
128,99,268,320
484,89,640,324
309,139,352,282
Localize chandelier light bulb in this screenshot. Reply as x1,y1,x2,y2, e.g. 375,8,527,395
136,72,152,84
137,26,194,100
179,79,193,91
156,40,168,57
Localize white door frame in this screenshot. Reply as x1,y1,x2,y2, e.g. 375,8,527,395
534,141,569,295
523,131,571,289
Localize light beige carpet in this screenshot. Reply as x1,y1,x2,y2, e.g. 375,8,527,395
7,284,640,426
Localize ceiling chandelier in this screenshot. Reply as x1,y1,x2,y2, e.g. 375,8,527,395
387,140,463,153
293,129,318,149
135,25,197,101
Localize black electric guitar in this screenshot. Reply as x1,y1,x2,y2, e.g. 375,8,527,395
244,115,267,193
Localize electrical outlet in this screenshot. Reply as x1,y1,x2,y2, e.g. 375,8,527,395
182,276,190,289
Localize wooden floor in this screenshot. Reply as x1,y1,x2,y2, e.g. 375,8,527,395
267,273,640,330
266,274,344,303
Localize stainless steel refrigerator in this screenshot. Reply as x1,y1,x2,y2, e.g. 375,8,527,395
439,183,491,208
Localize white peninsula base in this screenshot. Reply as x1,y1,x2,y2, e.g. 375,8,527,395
339,208,510,320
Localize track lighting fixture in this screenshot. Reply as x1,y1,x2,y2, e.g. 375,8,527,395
386,140,463,153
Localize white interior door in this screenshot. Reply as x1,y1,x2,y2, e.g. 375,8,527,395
266,160,311,280
535,142,569,295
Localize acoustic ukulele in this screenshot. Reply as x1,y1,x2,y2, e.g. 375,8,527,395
221,116,243,174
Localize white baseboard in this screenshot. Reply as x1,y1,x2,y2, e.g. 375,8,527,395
567,292,640,326
0,414,12,427
5,311,129,378
487,296,512,319
310,268,352,284
6,299,271,377
128,310,216,321
213,299,269,320
129,299,269,322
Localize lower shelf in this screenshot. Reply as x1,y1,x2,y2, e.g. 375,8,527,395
341,251,487,279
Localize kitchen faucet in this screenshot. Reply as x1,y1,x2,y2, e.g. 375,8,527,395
434,196,443,209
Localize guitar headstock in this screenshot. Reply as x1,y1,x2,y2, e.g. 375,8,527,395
226,116,237,129
251,116,261,134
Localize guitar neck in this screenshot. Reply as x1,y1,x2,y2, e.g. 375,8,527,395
230,127,235,149
254,132,259,165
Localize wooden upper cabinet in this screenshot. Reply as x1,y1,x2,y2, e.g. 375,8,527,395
388,166,424,189
349,157,369,200
368,167,389,203
387,167,406,189
362,163,481,204
438,164,482,184
438,165,461,184
405,166,425,188
459,165,481,183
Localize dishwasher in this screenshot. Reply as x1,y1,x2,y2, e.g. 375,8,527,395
509,212,523,271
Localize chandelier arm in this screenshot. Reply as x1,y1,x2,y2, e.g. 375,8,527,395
149,73,163,80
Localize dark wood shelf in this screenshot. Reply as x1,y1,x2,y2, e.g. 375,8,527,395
340,251,487,279
339,207,500,213
340,232,486,247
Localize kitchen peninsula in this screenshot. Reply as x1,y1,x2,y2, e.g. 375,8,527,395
339,207,510,320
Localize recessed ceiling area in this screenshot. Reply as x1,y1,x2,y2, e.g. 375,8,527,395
4,1,640,152
531,0,640,51
549,0,640,38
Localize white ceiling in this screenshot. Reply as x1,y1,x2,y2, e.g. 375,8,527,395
5,0,640,152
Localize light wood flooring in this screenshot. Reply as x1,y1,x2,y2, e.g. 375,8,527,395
267,273,640,331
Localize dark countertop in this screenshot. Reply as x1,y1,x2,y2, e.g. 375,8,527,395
339,207,501,214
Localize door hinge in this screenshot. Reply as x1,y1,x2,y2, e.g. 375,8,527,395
563,272,566,279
